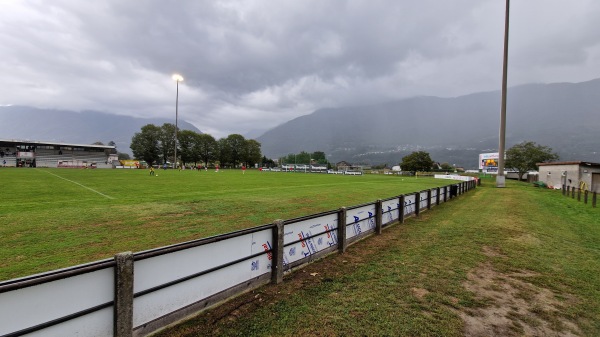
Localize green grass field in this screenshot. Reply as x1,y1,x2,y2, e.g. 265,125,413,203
0,167,446,281
156,178,600,337
3,169,598,335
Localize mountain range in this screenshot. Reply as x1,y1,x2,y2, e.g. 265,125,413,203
257,79,600,168
1,79,599,168
0,106,201,155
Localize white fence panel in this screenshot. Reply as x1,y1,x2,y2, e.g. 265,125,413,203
0,267,114,336
346,204,376,239
133,256,270,327
430,189,437,207
283,213,338,265
133,229,272,326
23,307,113,337
404,194,416,216
419,191,429,209
381,198,400,225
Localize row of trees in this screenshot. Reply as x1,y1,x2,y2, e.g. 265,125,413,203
130,123,262,167
279,151,329,166
399,141,559,178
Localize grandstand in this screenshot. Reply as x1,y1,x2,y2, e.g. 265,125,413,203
0,139,116,168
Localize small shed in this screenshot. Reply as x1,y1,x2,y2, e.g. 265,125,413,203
537,161,600,192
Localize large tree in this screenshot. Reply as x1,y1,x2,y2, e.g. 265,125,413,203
243,139,262,167
220,134,246,167
506,141,559,181
217,137,230,167
400,151,434,173
177,130,199,166
159,123,177,165
312,151,327,165
196,134,218,167
130,124,162,166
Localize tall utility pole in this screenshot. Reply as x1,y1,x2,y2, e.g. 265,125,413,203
172,74,184,169
497,0,510,188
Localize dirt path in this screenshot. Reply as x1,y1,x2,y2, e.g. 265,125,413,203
459,246,581,337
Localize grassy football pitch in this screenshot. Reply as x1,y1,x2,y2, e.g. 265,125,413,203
0,167,448,281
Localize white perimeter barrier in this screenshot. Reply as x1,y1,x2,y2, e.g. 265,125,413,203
0,179,476,337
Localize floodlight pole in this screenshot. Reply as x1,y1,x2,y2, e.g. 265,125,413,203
172,74,184,169
497,0,510,188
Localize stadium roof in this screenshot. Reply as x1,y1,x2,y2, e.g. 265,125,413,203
0,138,115,150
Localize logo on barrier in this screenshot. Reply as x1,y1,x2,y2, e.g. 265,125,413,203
386,206,394,222
262,242,273,260
289,247,296,256
353,218,362,234
324,224,338,246
405,200,414,214
298,232,307,248
251,260,259,271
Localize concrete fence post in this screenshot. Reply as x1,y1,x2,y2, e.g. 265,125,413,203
399,195,405,224
427,190,432,210
337,207,348,253
271,220,284,284
593,192,597,208
572,188,575,199
114,252,134,337
584,190,588,204
415,193,421,217
436,187,440,206
375,200,383,234
443,186,447,202
578,188,581,202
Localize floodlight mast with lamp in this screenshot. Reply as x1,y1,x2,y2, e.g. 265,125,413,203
172,74,183,169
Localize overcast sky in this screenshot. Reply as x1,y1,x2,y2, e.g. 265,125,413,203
1,1,600,138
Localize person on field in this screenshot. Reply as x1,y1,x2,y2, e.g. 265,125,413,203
149,166,155,176
242,165,246,174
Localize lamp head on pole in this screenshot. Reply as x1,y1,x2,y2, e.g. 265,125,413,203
172,74,184,82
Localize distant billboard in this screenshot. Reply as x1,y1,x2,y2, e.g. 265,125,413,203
479,152,499,173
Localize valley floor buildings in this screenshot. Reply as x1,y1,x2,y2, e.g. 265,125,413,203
537,161,600,192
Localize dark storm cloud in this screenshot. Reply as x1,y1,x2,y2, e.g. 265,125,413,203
1,0,600,137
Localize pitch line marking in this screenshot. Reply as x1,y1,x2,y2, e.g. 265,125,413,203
41,170,115,200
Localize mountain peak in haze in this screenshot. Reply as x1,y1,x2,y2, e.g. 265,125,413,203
257,79,600,168
0,106,201,154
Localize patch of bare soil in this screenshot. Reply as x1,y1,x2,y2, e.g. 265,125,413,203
461,255,581,337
